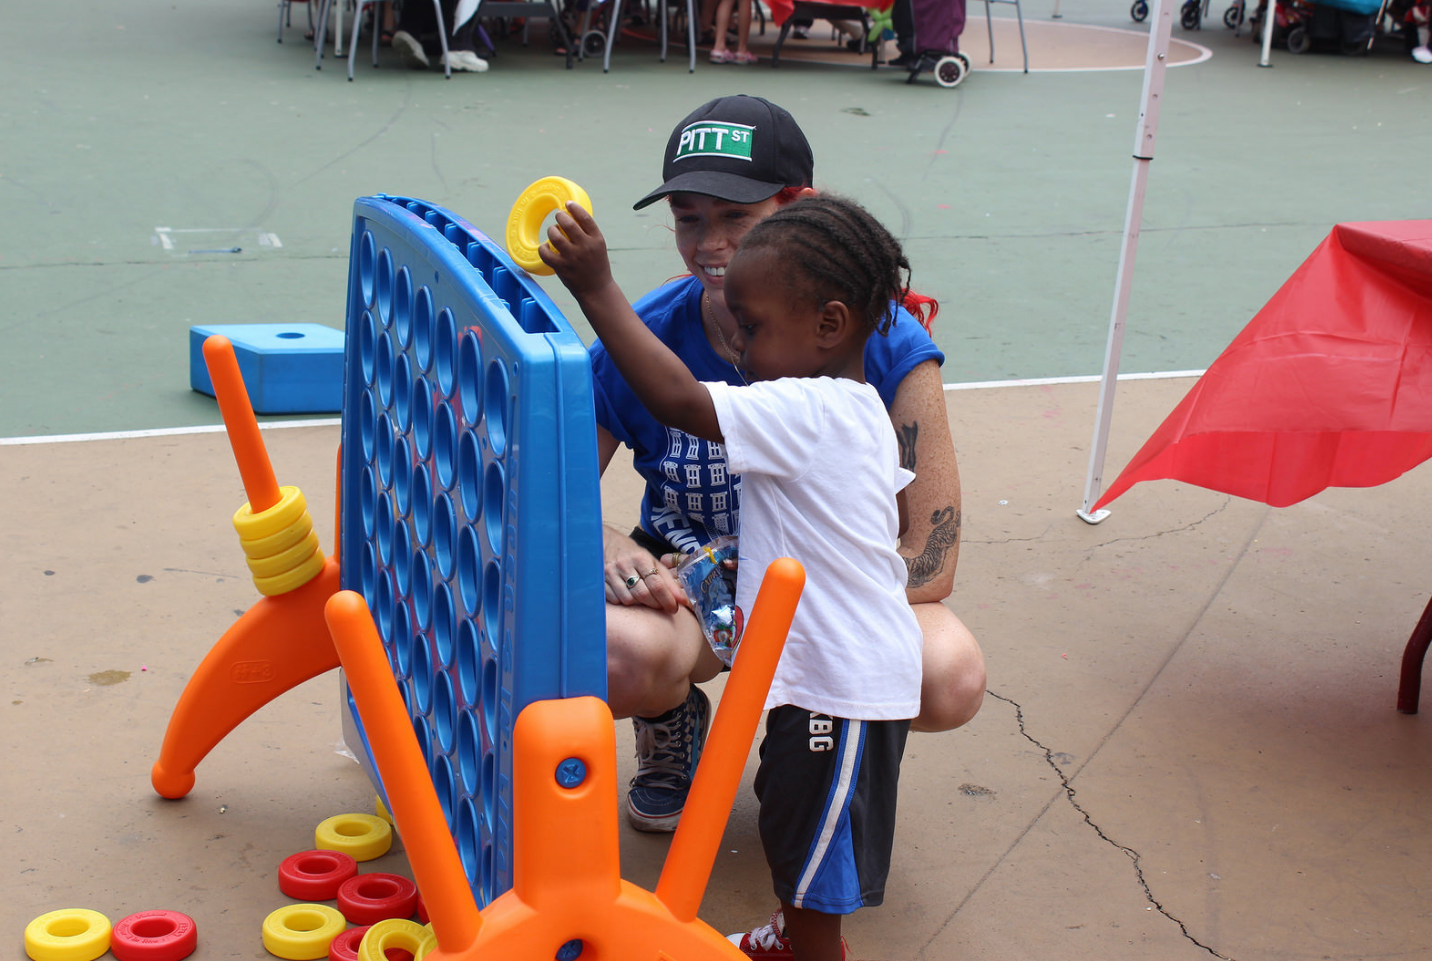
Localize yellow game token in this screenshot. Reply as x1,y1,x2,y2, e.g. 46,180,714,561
414,924,438,960
505,176,591,276
24,909,111,961
260,905,345,961
314,813,393,862
355,919,428,961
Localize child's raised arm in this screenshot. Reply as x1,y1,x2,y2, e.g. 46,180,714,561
541,201,722,443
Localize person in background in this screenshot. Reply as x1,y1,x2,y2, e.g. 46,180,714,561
391,0,490,71
709,0,758,61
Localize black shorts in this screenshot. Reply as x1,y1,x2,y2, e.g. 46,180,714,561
754,706,911,914
629,526,676,558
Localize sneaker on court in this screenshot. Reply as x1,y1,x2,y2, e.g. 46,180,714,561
391,30,429,68
727,909,849,960
442,49,489,71
626,685,711,832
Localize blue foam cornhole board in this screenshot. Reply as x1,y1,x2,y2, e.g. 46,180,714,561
189,323,345,414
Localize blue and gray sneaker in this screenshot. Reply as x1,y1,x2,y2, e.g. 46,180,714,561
626,685,712,833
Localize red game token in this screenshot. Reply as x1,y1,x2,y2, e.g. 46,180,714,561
335,874,419,926
279,850,360,901
110,910,197,961
326,926,368,961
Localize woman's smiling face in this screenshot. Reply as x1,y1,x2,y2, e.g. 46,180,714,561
668,192,783,303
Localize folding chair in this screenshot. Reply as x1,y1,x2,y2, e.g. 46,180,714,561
313,0,454,78
601,0,699,71
769,1,879,66
984,0,1028,72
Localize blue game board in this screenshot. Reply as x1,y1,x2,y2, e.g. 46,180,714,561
337,195,606,906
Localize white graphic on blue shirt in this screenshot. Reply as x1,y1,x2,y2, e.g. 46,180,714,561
649,428,739,552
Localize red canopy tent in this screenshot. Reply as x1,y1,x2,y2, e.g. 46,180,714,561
1094,220,1432,511
1093,219,1432,711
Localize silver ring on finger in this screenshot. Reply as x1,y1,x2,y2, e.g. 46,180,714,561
643,567,659,577
624,574,640,588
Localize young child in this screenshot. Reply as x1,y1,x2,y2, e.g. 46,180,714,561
541,194,924,961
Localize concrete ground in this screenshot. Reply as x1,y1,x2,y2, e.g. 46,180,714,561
4,1,1432,960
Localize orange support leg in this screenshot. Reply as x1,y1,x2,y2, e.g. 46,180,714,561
151,335,341,798
324,590,484,956
151,560,342,798
202,335,282,513
658,557,805,921
325,558,805,961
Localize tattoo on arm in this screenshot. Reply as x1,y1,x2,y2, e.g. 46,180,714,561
905,506,961,587
897,422,919,473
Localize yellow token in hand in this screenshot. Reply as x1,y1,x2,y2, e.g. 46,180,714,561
505,176,591,276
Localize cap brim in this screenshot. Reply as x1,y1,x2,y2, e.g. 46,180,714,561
632,171,786,210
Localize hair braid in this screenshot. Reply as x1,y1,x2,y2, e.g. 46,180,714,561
740,194,916,335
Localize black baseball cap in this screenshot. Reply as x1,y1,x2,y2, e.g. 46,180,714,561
632,95,815,210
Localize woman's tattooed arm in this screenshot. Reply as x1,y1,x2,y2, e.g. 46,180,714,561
906,506,962,588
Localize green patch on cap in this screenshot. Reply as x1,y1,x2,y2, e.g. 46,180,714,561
674,121,756,163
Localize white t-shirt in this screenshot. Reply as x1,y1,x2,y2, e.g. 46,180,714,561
704,376,924,720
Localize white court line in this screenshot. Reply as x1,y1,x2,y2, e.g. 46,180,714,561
963,18,1213,72
152,227,284,251
1,371,1206,446
0,418,341,447
943,369,1205,390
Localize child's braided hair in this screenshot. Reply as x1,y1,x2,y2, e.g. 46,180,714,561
738,194,920,336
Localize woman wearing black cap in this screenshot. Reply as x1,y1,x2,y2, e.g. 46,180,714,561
590,94,986,839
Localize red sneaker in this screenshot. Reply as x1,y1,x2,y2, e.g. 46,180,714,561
726,910,849,959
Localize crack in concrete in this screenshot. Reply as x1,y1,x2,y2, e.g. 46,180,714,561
968,502,1230,550
986,690,1235,961
966,525,1055,545
1086,501,1234,549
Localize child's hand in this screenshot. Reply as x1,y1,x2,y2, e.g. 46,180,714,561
539,201,613,299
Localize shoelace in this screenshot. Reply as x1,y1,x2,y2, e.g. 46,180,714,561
632,709,694,789
744,912,787,952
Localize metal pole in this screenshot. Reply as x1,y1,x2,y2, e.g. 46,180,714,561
1259,0,1277,65
1077,0,1175,524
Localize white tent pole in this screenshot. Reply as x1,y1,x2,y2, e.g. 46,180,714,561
1077,0,1176,525
1258,0,1277,66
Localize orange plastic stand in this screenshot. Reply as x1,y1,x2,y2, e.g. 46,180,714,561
151,336,343,799
203,336,282,513
325,557,805,961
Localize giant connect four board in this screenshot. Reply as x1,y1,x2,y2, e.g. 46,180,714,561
337,195,606,906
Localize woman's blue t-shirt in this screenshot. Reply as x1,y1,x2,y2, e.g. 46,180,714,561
589,275,944,553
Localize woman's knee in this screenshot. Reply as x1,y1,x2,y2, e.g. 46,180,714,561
912,605,986,733
603,604,705,718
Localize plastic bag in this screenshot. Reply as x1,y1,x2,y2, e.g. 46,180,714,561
675,536,742,666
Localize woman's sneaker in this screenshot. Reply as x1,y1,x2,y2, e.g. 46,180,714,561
391,30,429,68
442,49,489,71
626,685,710,832
727,910,850,959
